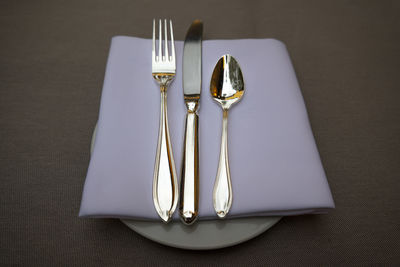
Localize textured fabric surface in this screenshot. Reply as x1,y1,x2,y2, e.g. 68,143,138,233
79,37,334,220
0,0,399,266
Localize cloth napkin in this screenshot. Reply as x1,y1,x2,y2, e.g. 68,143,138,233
79,36,334,220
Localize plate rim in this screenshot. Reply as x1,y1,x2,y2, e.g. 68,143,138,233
120,217,281,250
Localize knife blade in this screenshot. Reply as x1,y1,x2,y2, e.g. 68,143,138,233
179,20,203,225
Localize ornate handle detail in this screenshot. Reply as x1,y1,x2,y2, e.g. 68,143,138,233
213,109,232,218
179,111,199,225
153,89,178,223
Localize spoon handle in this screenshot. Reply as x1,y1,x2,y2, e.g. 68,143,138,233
179,111,199,225
213,109,233,218
153,89,178,223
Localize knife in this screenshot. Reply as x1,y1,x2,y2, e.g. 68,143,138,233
179,20,203,225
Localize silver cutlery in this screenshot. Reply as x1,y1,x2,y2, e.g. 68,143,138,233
179,20,203,225
152,19,178,223
210,54,245,218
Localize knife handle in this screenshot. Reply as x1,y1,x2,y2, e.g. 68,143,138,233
179,111,199,225
213,109,232,218
153,90,178,223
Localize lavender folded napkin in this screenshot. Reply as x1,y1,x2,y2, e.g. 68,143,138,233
79,36,334,220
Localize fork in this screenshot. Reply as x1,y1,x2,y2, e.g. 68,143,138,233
152,19,178,223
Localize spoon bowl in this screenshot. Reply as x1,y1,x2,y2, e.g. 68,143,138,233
210,55,244,110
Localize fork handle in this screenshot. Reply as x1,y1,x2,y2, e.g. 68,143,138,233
179,111,199,225
153,89,178,223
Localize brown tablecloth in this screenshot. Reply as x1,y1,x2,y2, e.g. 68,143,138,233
1,0,399,265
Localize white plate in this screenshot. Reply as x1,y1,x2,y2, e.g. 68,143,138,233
121,217,281,250
91,125,281,250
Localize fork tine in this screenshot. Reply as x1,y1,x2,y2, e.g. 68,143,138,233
169,20,175,62
158,19,162,61
164,19,169,61
152,19,156,62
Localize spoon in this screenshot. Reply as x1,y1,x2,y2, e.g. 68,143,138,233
210,54,244,218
